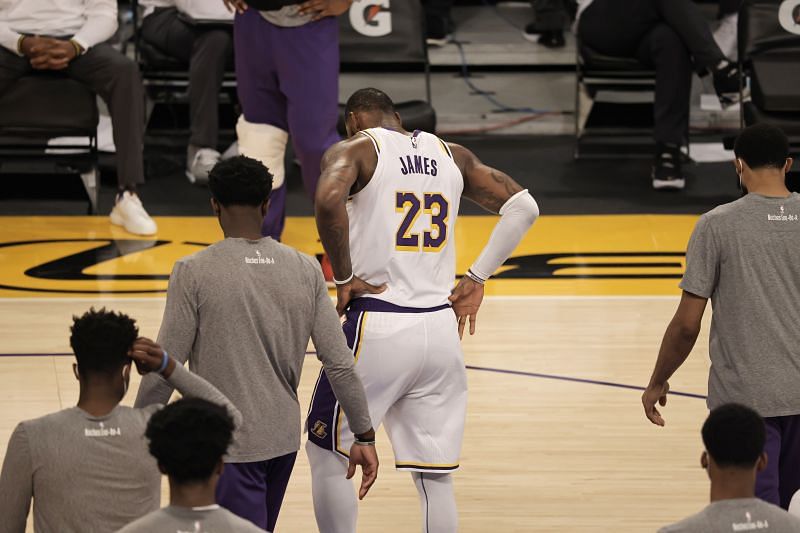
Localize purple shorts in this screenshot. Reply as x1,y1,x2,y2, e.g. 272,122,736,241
756,415,800,509
216,452,297,531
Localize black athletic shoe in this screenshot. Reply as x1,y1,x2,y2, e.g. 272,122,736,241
523,23,544,41
523,25,565,48
426,16,453,47
652,145,686,191
712,61,744,107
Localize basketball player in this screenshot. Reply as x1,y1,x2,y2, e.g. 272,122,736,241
135,156,377,533
223,0,350,241
642,124,800,509
117,398,264,533
306,88,540,532
659,404,800,532
0,308,241,533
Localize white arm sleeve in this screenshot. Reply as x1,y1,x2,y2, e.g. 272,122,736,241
469,189,539,281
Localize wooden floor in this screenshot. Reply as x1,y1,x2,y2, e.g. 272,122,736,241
0,216,714,532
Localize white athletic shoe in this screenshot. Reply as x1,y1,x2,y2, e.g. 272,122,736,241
186,147,221,185
110,191,157,236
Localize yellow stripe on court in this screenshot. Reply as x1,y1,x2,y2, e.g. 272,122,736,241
0,215,698,297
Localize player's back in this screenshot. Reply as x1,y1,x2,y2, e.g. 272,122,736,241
349,127,464,308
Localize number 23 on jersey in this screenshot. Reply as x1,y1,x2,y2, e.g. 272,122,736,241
395,191,450,252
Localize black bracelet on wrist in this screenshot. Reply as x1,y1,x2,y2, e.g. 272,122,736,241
466,269,486,285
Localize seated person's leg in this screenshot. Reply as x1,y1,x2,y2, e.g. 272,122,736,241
577,0,660,58
186,28,233,185
652,0,741,103
140,7,194,64
422,0,454,46
66,43,156,235
141,8,231,184
652,0,726,70
636,23,692,191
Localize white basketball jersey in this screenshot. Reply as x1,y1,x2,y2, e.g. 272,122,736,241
348,127,464,308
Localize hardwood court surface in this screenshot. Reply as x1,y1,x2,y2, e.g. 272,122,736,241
0,215,712,532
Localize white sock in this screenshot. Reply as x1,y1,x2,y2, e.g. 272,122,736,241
306,441,358,533
412,472,458,533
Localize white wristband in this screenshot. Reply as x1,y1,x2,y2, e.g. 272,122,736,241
334,272,354,286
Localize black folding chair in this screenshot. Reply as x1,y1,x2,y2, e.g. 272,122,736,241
739,0,800,152
574,38,659,159
0,74,100,213
129,0,237,142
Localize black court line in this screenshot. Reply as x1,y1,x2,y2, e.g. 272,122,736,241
0,353,72,357
0,351,707,400
465,364,707,400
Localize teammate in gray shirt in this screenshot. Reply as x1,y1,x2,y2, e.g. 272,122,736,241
135,156,377,532
117,398,264,533
659,404,800,533
0,308,241,533
642,124,800,508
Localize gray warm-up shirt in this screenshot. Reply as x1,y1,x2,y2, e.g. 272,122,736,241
116,505,265,532
680,193,800,417
0,364,241,533
659,498,800,532
134,237,372,463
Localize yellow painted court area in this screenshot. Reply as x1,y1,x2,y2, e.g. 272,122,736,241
0,214,697,297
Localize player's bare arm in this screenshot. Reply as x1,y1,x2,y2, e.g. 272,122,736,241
447,143,539,338
642,291,708,426
315,137,385,315
452,144,524,214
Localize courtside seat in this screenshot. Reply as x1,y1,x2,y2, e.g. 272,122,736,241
129,0,237,142
739,0,800,151
0,73,100,212
748,49,800,113
0,74,97,131
138,38,185,72
574,39,657,159
579,44,652,76
744,105,800,138
137,32,236,74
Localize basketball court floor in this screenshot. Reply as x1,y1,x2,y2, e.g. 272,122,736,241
0,214,712,532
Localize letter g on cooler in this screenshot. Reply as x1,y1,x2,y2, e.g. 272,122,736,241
350,0,392,37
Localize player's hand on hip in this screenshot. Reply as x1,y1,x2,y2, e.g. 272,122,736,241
642,381,669,427
347,441,379,500
222,0,248,14
298,0,352,21
128,337,171,375
449,276,485,339
335,276,387,316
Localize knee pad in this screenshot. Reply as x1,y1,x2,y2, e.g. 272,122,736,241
236,116,289,189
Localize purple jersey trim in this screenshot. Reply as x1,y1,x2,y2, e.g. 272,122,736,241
348,298,451,314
